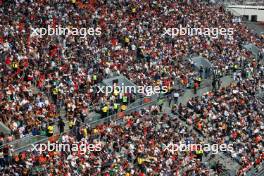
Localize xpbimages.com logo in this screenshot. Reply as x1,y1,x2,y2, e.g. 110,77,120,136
31,141,102,154
163,25,234,38
163,143,234,154
31,25,101,38
97,84,168,96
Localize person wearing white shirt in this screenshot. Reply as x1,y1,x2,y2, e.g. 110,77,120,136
173,92,179,104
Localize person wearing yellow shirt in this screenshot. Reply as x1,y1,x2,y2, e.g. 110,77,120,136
113,103,119,113
195,149,204,160
68,119,74,129
52,88,59,95
93,128,98,134
122,95,128,105
113,89,119,96
11,61,18,69
124,36,130,47
47,124,54,137
121,104,127,111
137,157,144,165
102,105,109,118
131,7,137,18
124,36,130,43
82,127,88,138
92,74,97,81
132,7,136,13
52,87,59,104
102,106,108,112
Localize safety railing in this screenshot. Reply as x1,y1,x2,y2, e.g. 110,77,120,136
9,93,170,153
256,162,264,176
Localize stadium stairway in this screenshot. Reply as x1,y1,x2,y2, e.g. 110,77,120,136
2,71,263,175
162,75,240,176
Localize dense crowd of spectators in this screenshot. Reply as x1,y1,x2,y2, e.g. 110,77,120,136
0,0,264,175
0,0,263,142
174,68,264,174
1,110,224,176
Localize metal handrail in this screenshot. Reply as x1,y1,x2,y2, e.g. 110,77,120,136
10,94,169,153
